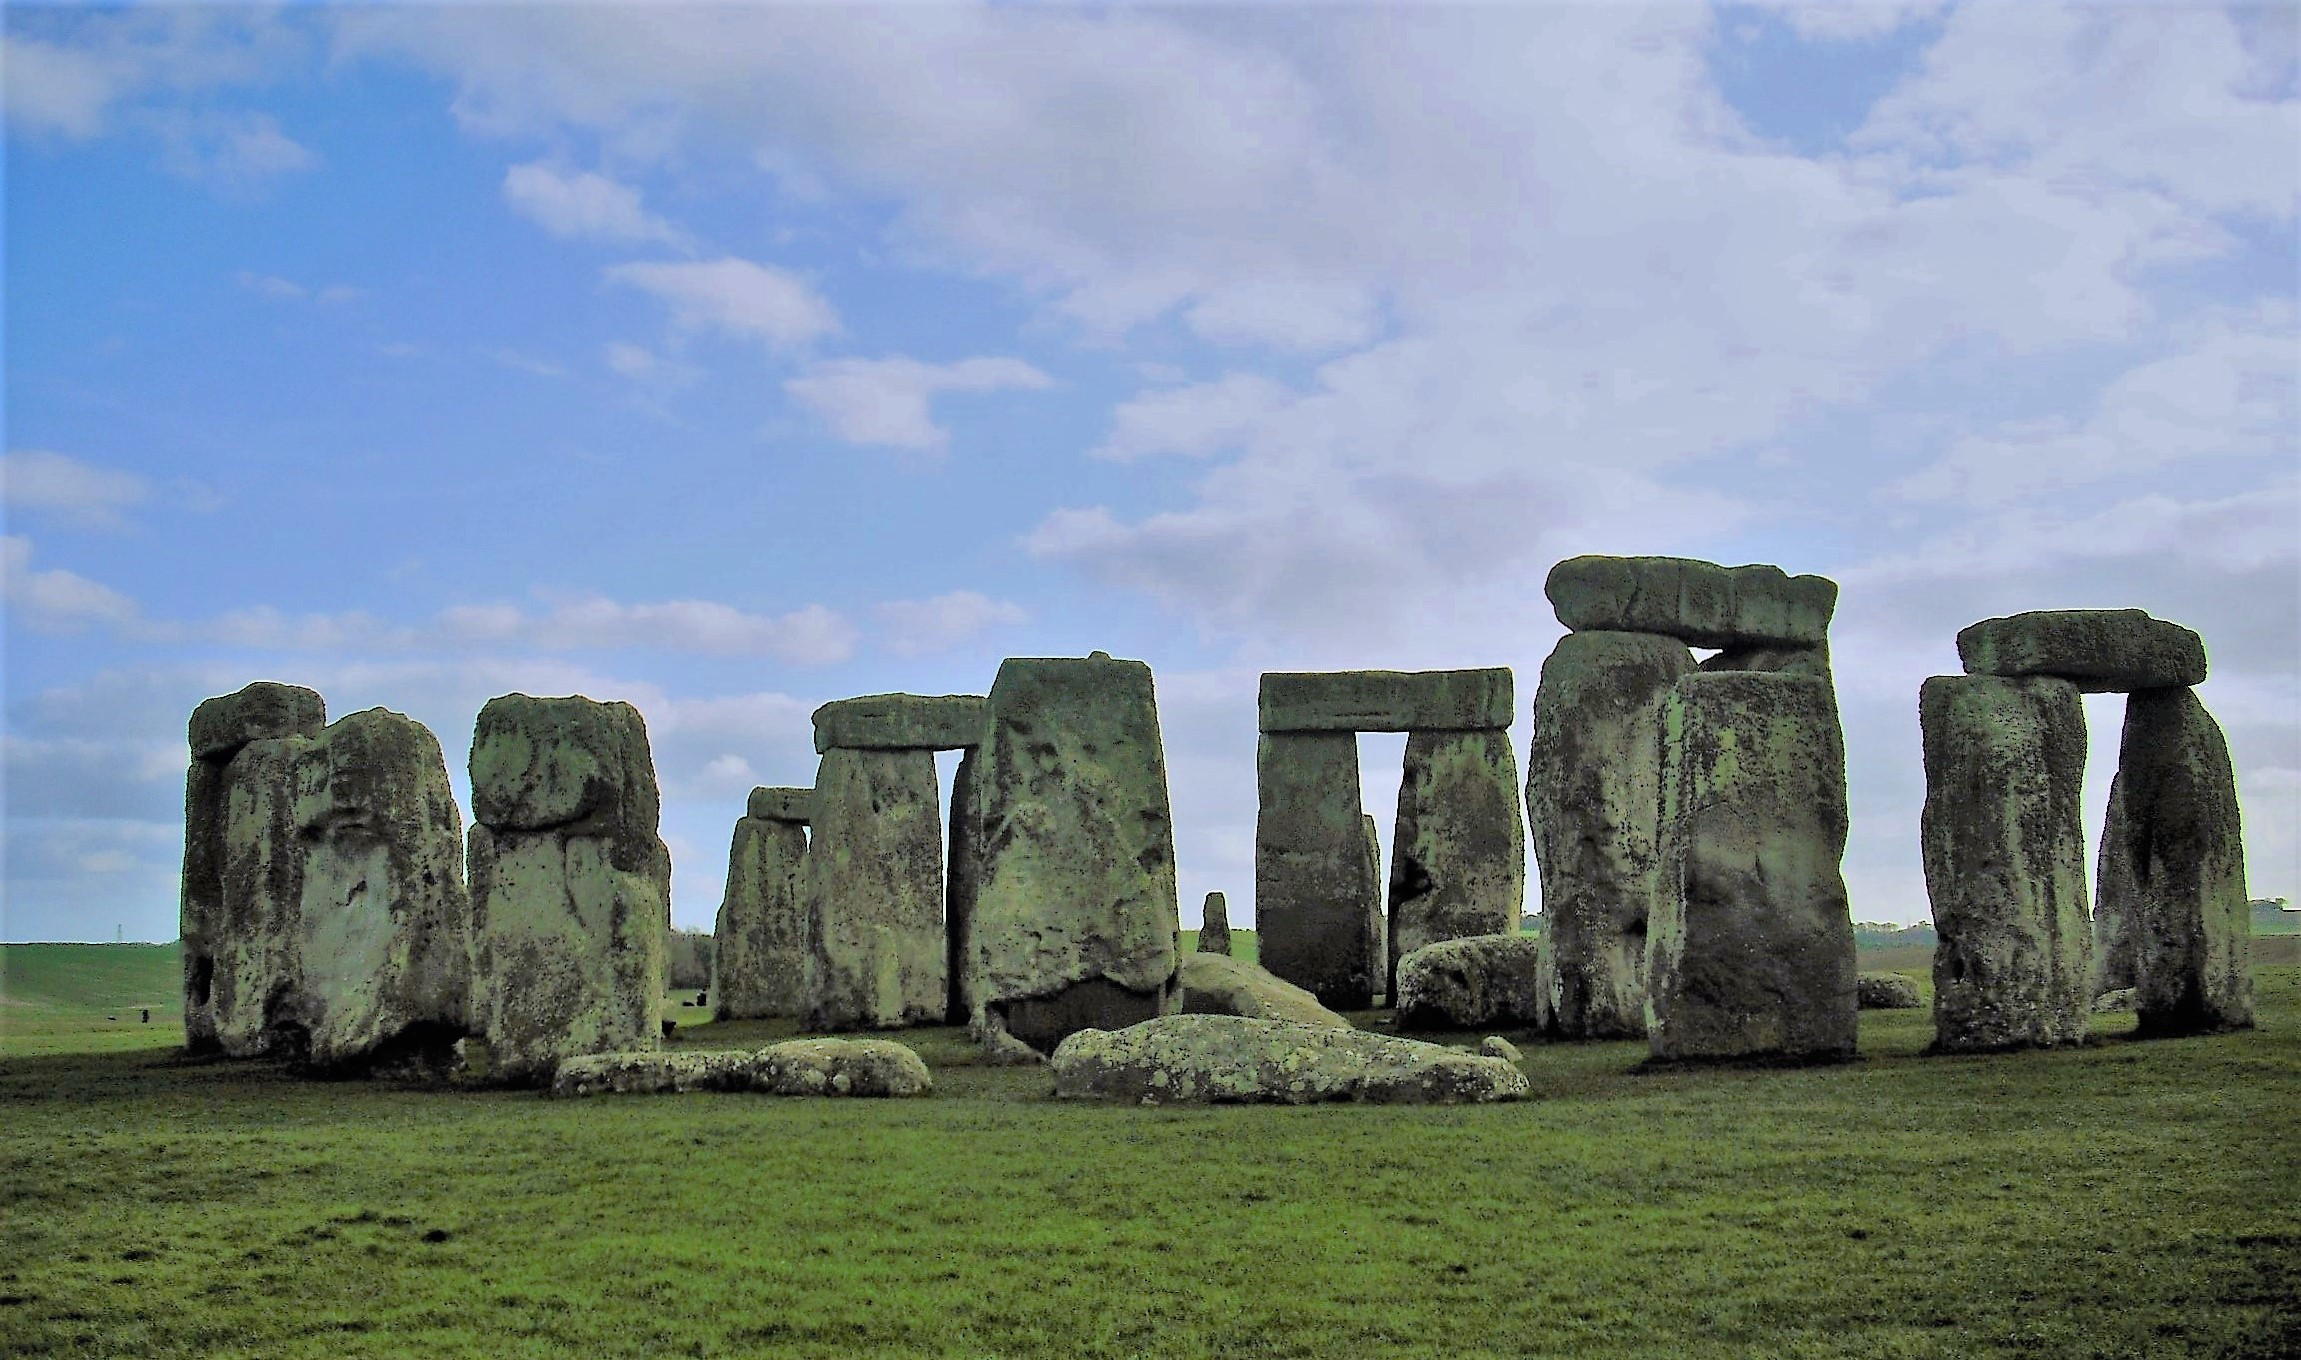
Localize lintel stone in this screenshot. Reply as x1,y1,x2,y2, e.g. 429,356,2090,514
189,681,326,762
1258,668,1513,734
747,786,814,824
1545,556,1836,649
1956,609,2206,693
812,693,987,753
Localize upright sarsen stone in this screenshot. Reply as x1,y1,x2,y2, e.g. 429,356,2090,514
946,748,982,1024
1648,672,1856,1062
1362,814,1386,1001
1526,630,1693,1038
1197,892,1232,956
713,791,810,1022
1387,729,1525,1000
2093,775,2140,991
969,653,1181,1053
1919,676,2093,1052
1256,731,1382,1009
806,747,946,1030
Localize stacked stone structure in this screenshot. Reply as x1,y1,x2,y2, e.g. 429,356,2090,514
1255,668,1521,1009
712,786,813,1021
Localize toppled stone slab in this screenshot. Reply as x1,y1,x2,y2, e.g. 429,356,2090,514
969,654,1180,1053
712,813,809,1021
1649,672,1857,1062
1479,1036,1523,1063
1197,892,1232,956
188,681,327,762
1395,934,1545,1031
550,1038,932,1098
1547,557,1836,649
812,693,987,753
1255,730,1382,1009
805,747,946,1029
1176,953,1353,1030
1956,609,2206,693
747,786,814,824
1527,630,1693,1039
1857,973,1923,1010
1258,668,1513,733
1050,1014,1529,1105
1388,729,1525,999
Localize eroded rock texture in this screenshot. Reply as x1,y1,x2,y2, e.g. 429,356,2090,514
1387,729,1525,1000
1546,556,1836,649
946,747,982,1024
1394,934,1545,1032
1258,668,1514,732
1197,891,1232,956
712,791,810,1021
1176,952,1353,1029
1957,609,2207,693
1256,730,1382,1009
811,693,987,753
1050,1014,1528,1105
805,747,946,1030
551,1039,932,1098
2093,775,2141,992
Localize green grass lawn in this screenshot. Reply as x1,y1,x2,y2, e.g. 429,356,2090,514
3,945,2295,1358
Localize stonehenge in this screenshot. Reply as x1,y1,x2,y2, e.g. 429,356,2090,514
1393,934,1545,1032
1050,1014,1531,1105
1197,891,1232,955
711,786,811,1021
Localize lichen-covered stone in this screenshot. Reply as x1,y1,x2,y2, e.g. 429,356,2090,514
1478,1035,1524,1063
1258,668,1514,733
1050,1014,1529,1105
1546,557,1836,649
711,815,809,1021
1394,934,1545,1031
1362,814,1387,998
469,695,667,871
1649,672,1857,1062
811,693,987,753
2092,774,2140,991
1387,729,1525,999
968,654,1180,1053
1197,892,1232,956
1526,630,1693,1039
181,759,229,1054
945,747,982,1025
188,681,326,762
1857,973,1923,1010
1176,952,1353,1029
550,1038,932,1098
805,747,946,1029
1920,675,2093,1052
203,735,320,1058
747,786,813,824
2105,687,2253,1035
291,708,474,1070
1956,609,2206,693
1255,731,1381,1008
2092,987,2136,1013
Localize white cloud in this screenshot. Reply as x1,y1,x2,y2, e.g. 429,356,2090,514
1091,372,1292,463
784,355,1052,452
157,110,318,188
235,270,361,303
603,341,699,389
605,257,839,349
503,161,689,247
438,595,859,664
1,450,151,530
1,33,121,137
478,347,567,379
1,536,143,633
872,590,1029,657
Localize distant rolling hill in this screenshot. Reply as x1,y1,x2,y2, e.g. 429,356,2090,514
1,942,180,1012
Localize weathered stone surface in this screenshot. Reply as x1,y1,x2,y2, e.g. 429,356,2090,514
291,708,474,1070
2092,987,2137,1013
1362,814,1387,1000
1256,731,1382,1009
711,816,809,1021
470,693,672,1086
1479,1035,1523,1063
200,735,320,1058
1176,953,1353,1030
181,760,229,1054
747,786,813,824
1051,1014,1529,1105
188,681,326,762
1920,676,2094,1052
1527,630,1694,1039
1857,973,1923,1010
2093,775,2140,991
1395,934,1545,1031
2105,687,2253,1034
550,1039,932,1098
968,654,1181,1053
1387,729,1525,1000
1546,557,1836,649
1197,892,1232,955
1649,672,1857,1062
812,693,988,753
1956,609,2206,692
805,747,946,1029
1258,668,1513,733
945,747,982,1025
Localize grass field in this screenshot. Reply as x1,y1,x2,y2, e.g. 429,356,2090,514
3,943,2296,1358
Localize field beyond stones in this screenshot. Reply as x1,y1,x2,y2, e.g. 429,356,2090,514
3,946,2296,1359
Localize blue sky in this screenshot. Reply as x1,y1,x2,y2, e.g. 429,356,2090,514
5,1,2295,943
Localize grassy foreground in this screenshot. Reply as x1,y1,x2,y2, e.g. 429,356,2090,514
2,953,2296,1359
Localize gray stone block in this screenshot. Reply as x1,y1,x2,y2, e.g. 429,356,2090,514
811,693,987,753
1546,556,1836,648
805,747,947,1030
188,681,326,762
1255,731,1382,1009
1258,668,1514,733
1956,609,2206,692
747,785,814,824
1387,729,1525,999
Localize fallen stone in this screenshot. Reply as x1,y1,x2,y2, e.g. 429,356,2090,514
747,785,814,824
812,693,988,753
1526,630,1693,1039
1956,609,2206,692
1546,557,1836,649
1050,1014,1530,1105
805,746,946,1029
1394,934,1545,1031
550,1038,932,1097
1649,671,1857,1062
1920,675,2094,1051
1197,891,1232,956
1258,668,1514,734
188,681,326,762
1388,729,1525,999
712,814,809,1021
2092,987,2136,1013
968,1017,1049,1066
1176,953,1353,1029
1255,731,1382,1009
968,654,1181,1053
1856,973,1923,1010
1478,1035,1523,1063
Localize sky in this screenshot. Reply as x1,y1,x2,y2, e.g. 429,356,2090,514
4,0,2295,945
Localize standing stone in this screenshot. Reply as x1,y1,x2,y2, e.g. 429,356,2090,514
1648,672,1856,1062
1387,728,1525,1001
712,790,810,1022
946,748,982,1024
469,694,671,1086
181,683,326,1056
291,708,474,1070
1526,630,1694,1038
1362,813,1386,1001
2093,775,2140,991
1198,892,1232,956
806,747,946,1030
1256,731,1382,1009
968,653,1181,1054
2107,687,2253,1034
1918,676,2093,1052
210,736,323,1057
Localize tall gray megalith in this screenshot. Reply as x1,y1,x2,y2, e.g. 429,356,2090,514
805,747,947,1029
1388,728,1526,1001
468,694,671,1086
1648,671,1856,1062
1255,730,1383,1009
1198,891,1232,956
2093,775,2140,991
1526,630,1694,1039
1362,813,1386,1002
946,747,983,1024
969,653,1181,1053
1918,676,2093,1051
181,681,327,1058
712,786,811,1021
